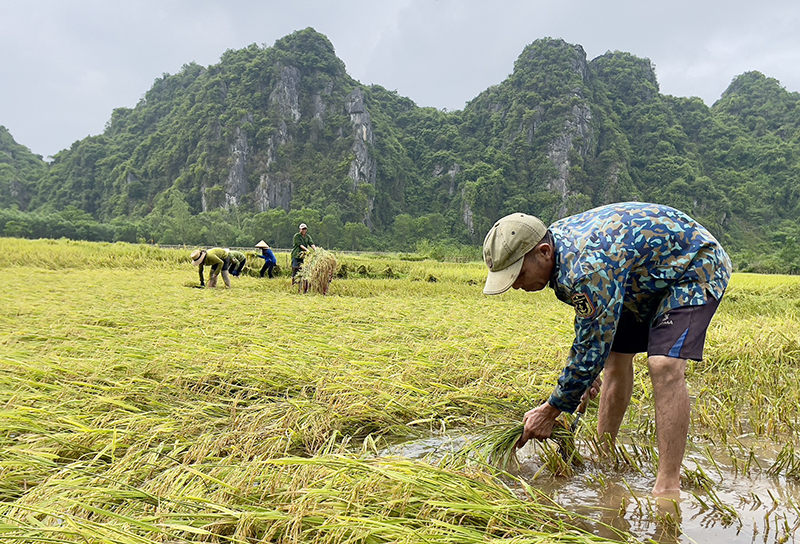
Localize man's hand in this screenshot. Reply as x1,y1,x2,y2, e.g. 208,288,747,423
516,401,561,448
582,376,602,403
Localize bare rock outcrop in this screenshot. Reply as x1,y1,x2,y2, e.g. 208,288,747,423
223,114,253,207
547,102,593,201
254,174,293,211
345,88,376,226
252,66,302,211
270,66,302,122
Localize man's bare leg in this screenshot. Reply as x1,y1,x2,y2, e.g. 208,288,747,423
597,351,635,450
648,355,689,496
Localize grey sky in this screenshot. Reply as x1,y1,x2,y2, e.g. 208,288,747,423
2,0,799,159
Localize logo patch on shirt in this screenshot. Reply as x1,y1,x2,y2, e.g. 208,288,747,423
572,293,596,318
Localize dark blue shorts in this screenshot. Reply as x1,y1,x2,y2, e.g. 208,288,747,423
611,295,722,360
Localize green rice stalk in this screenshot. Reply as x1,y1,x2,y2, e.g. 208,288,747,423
5,238,800,543
458,418,582,474
467,423,524,470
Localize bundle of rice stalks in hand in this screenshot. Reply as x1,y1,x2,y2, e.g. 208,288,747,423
462,417,583,474
479,423,526,470
298,248,337,294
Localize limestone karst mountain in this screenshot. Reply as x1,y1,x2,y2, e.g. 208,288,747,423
2,28,799,270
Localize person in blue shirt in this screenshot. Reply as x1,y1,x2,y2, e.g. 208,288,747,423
255,240,277,278
482,202,731,496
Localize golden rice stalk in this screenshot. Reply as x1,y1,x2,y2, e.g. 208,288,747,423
464,418,582,473
482,423,525,469
298,248,338,294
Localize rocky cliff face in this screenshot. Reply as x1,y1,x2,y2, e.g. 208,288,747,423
215,65,378,219
270,65,302,122
254,116,294,212
465,39,599,225
547,102,594,216
345,88,376,226
252,65,304,212
200,64,306,213
254,172,293,211
462,188,475,238
543,47,595,218
222,115,253,208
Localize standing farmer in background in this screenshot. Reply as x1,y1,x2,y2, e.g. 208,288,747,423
482,202,731,496
255,240,277,278
190,247,232,288
291,223,316,284
228,249,247,277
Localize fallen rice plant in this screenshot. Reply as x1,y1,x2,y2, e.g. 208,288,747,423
1,238,800,543
455,418,582,476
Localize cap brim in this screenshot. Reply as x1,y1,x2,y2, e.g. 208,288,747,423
483,256,524,295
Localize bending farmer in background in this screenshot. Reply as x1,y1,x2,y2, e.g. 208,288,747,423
255,240,277,278
229,250,247,277
481,202,731,496
190,247,232,288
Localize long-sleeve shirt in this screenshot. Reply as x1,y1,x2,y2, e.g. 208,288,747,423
546,202,731,413
292,233,314,260
257,249,276,264
229,250,247,265
198,247,229,284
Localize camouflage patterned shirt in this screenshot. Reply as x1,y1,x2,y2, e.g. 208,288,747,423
546,202,731,413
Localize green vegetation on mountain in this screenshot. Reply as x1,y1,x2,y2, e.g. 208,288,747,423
1,29,798,272
0,125,47,211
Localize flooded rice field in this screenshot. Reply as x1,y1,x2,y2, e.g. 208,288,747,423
382,432,800,543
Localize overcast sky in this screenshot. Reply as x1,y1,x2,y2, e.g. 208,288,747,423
2,0,799,159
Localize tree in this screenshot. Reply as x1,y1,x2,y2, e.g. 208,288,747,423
343,222,371,251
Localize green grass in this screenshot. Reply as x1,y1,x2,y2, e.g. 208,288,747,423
1,237,800,543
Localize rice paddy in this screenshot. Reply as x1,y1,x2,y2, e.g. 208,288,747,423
1,237,800,543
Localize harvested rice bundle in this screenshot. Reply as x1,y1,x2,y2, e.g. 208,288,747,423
298,248,337,294
463,418,582,473
479,423,525,469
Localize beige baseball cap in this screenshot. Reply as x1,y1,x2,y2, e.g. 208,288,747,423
482,213,547,295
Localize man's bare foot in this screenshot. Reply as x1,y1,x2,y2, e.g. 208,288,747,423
651,484,681,498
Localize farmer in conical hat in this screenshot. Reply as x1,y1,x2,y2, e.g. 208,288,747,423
255,240,277,278
482,202,731,496
190,247,232,288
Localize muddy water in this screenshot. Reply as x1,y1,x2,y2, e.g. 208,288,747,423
381,434,800,543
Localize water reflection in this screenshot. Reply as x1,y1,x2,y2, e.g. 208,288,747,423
595,482,634,540
380,431,800,543
649,497,683,543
